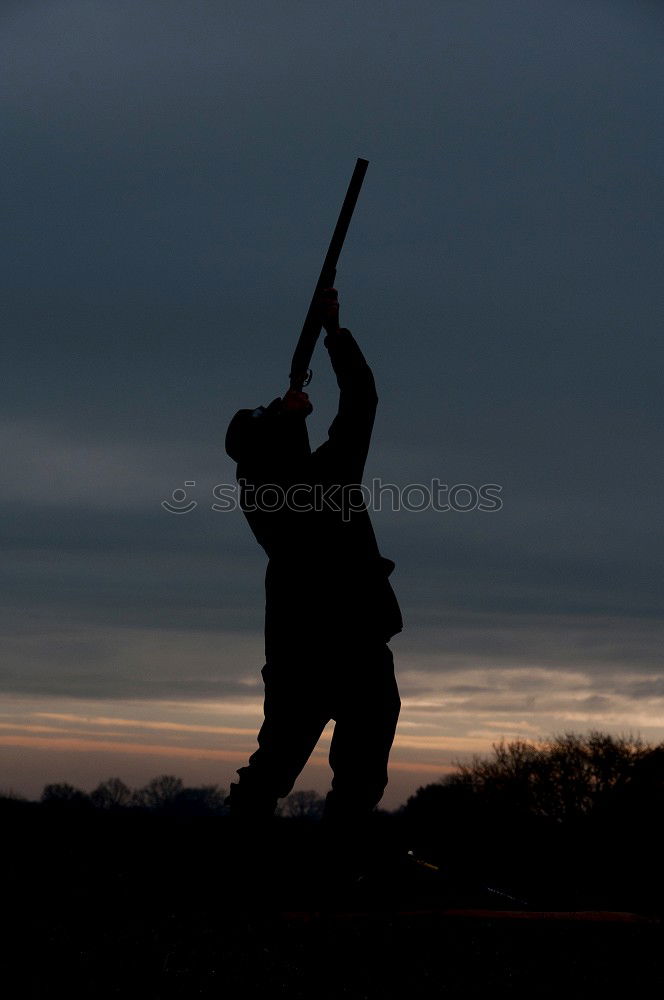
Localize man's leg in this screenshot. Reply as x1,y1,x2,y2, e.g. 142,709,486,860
323,640,401,822
226,659,330,818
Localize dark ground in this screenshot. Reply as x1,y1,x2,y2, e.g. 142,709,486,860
5,804,663,998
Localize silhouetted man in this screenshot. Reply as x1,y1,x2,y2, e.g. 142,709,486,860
224,288,402,833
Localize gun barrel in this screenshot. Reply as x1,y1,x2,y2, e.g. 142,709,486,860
289,158,369,391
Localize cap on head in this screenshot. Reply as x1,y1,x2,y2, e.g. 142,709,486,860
225,394,316,467
225,398,278,462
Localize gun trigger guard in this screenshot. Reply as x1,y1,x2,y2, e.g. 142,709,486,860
302,369,313,387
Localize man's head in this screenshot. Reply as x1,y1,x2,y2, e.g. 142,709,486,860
225,392,312,473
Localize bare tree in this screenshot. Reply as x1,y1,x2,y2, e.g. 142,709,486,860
452,731,653,821
90,777,133,810
170,784,229,816
41,783,91,808
0,788,26,802
283,789,325,820
134,775,184,810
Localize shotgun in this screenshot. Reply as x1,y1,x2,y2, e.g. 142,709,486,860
289,157,369,392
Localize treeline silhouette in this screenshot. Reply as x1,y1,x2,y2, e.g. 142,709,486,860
3,731,663,911
37,775,230,816
1,774,337,819
3,729,661,821
2,776,330,818
398,731,664,911
6,730,662,995
403,730,663,825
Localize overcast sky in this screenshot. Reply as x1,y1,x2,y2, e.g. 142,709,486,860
2,0,663,807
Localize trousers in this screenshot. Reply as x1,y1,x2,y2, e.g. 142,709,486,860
226,637,401,820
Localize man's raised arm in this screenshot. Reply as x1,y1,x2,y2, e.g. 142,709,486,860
312,289,378,484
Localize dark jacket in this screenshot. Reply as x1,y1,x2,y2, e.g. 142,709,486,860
236,329,403,655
